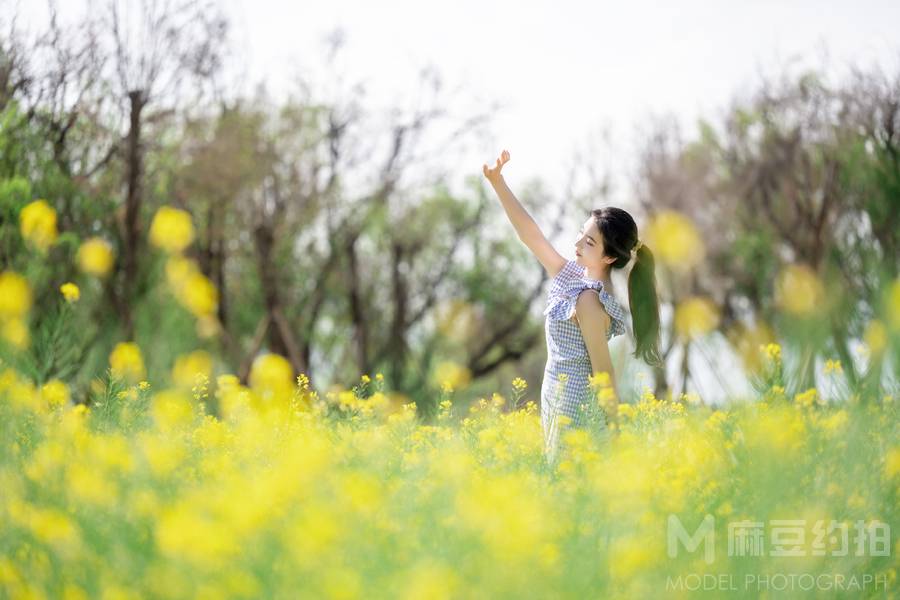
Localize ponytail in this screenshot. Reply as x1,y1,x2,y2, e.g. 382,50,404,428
627,244,663,367
591,206,664,368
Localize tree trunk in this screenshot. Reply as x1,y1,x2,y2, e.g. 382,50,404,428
122,89,146,340
346,239,370,376
253,220,307,376
387,241,409,387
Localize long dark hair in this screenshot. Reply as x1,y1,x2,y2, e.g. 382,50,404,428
592,207,663,367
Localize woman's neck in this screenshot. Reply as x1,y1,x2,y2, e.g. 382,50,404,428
584,264,612,289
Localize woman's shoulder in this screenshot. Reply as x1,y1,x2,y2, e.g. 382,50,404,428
595,288,628,338
544,262,628,338
548,259,582,289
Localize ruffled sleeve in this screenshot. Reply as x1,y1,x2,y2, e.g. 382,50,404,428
543,261,628,338
549,259,583,289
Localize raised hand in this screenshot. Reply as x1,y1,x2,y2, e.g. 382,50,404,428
482,149,510,182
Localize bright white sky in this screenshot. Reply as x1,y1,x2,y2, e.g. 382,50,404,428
223,0,900,200
14,0,900,204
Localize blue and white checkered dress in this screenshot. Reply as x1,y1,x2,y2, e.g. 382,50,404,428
540,258,627,456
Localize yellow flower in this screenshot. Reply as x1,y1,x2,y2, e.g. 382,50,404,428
164,256,218,318
361,374,371,384
149,206,195,254
819,409,848,434
761,343,781,363
139,432,186,477
674,296,720,339
196,315,220,339
608,534,663,581
41,379,70,409
885,448,900,480
596,386,617,411
138,381,151,391
216,374,240,394
887,278,900,331
9,503,80,549
588,372,611,390
824,359,842,375
182,273,218,318
793,387,818,409
0,271,32,318
151,389,194,431
249,353,294,404
644,210,705,272
337,390,358,410
431,361,471,391
171,350,214,389
400,561,460,600
66,462,115,506
19,199,58,252
109,341,147,383
1,318,29,349
680,392,702,405
727,321,775,373
863,320,887,357
775,264,824,316
296,373,310,390
59,282,80,303
76,237,115,277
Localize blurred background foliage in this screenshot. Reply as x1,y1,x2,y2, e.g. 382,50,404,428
0,0,897,416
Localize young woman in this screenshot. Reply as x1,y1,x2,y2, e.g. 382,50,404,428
482,149,663,460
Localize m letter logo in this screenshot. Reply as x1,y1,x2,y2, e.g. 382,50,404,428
668,514,716,563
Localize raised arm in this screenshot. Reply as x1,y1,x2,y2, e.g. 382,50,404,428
483,150,566,278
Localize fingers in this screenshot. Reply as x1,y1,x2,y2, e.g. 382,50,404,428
483,150,510,176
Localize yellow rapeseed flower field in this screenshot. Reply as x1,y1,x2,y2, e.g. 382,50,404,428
1,362,896,599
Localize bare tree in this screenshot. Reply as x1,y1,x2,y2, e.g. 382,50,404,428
105,0,228,338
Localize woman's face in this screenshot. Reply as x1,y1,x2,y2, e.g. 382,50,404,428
574,217,614,267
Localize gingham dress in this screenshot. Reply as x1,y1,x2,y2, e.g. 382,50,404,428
540,258,627,456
